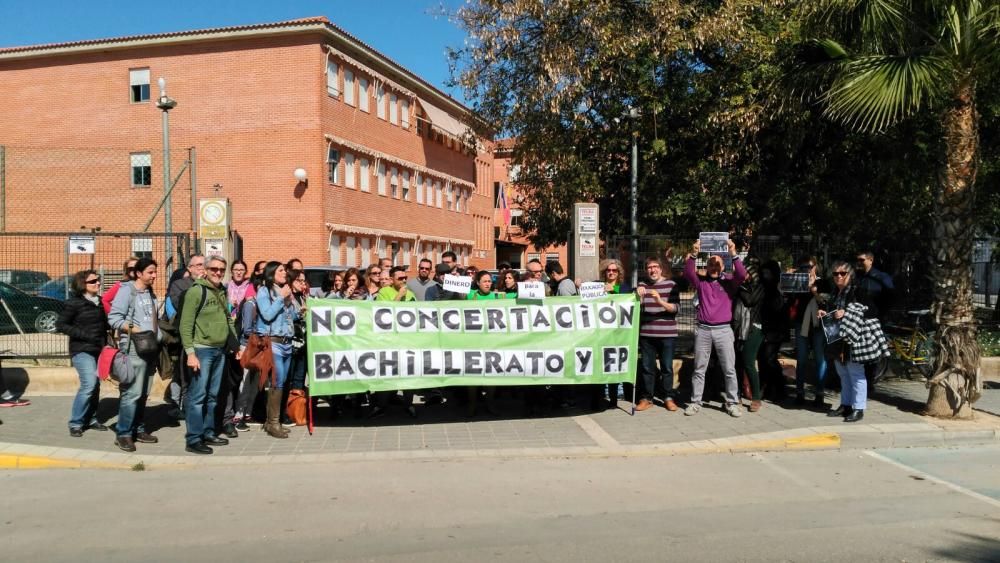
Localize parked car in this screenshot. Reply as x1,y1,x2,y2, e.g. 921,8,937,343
304,265,344,296
0,281,63,334
37,276,74,300
0,269,51,294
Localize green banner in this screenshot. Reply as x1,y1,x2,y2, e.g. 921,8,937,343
306,294,639,395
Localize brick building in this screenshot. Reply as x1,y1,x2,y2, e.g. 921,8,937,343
0,17,495,271
492,139,567,270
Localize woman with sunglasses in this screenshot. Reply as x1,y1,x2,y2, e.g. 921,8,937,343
57,270,110,437
361,265,382,300
598,259,633,410
818,261,876,422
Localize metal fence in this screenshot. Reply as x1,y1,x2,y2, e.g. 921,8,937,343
0,232,190,358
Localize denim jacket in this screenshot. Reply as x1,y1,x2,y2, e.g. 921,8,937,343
254,285,299,338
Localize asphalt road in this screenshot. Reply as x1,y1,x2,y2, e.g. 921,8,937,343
2,446,999,562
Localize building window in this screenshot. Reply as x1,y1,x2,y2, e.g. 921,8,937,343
425,178,433,206
361,238,372,268
377,239,387,261
493,181,502,208
344,153,355,188
390,167,399,198
327,147,340,184
130,152,151,187
344,70,355,106
545,253,559,264
377,162,386,195
376,84,386,119
346,236,357,267
415,173,424,204
446,184,453,211
402,171,410,201
132,237,153,260
434,181,443,208
359,158,370,192
326,60,340,97
401,99,410,129
389,93,399,125
527,252,540,264
455,188,463,212
403,242,411,266
358,77,369,112
129,68,150,103
330,235,342,266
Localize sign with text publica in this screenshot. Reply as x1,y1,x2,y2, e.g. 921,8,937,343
579,282,607,301
442,274,472,295
306,294,640,395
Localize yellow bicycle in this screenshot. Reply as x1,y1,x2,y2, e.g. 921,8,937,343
874,309,936,382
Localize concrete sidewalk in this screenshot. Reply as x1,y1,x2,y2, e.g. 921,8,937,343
1,378,999,469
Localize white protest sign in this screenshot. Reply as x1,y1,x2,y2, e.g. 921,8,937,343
579,282,607,301
442,274,472,295
699,232,729,254
517,281,546,300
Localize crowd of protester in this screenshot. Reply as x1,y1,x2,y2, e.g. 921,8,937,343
50,244,891,454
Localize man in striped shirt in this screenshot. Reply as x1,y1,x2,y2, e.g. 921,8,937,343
635,257,680,411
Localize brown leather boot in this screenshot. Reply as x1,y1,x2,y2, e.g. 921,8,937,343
264,389,289,439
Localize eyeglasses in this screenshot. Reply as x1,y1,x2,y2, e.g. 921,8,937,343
605,268,619,272
85,278,100,284
528,269,542,274
418,267,431,271
371,270,381,276
207,267,226,273
190,262,205,268
395,276,408,281
833,271,850,277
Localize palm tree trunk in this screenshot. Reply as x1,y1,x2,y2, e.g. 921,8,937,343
926,81,982,418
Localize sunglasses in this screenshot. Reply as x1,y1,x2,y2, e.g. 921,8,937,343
207,267,226,273
85,278,100,284
833,271,850,277
605,268,619,272
371,271,382,276
419,267,431,271
395,276,408,281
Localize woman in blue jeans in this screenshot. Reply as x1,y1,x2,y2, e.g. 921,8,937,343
254,261,300,438
57,269,110,437
790,256,831,408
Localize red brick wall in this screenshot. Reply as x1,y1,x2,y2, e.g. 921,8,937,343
492,150,567,269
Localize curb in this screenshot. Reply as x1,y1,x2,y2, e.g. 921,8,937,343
2,424,997,470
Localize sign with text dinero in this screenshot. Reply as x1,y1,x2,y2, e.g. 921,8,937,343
306,294,639,395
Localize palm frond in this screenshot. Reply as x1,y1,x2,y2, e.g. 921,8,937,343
807,0,910,51
822,54,951,132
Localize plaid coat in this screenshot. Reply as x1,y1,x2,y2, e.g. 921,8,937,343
839,302,890,364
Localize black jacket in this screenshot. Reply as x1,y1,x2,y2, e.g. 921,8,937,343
56,295,108,356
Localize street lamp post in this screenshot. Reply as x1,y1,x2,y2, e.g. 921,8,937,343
156,77,177,276
627,107,640,290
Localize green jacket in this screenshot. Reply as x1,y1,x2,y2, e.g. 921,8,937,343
179,278,236,354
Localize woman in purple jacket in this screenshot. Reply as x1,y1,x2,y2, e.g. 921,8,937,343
683,238,746,417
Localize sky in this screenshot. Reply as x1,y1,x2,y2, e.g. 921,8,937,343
0,0,470,102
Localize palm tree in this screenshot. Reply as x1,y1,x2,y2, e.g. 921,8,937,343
798,1,1000,417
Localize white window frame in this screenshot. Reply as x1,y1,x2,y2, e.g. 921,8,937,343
130,152,152,187
403,242,411,267
359,158,370,192
390,167,399,198
129,68,150,103
425,178,433,206
455,188,463,212
446,184,454,211
326,60,340,97
434,181,443,208
346,236,357,267
401,171,410,201
358,77,370,112
376,85,386,120
327,146,340,184
344,69,355,106
400,99,410,129
377,162,387,195
344,153,355,188
415,173,424,204
330,235,342,266
361,238,371,268
389,93,399,125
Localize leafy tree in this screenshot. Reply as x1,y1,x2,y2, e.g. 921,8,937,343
796,0,1000,417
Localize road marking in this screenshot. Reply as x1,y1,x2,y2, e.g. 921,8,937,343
865,451,1000,510
571,416,621,449
754,453,836,500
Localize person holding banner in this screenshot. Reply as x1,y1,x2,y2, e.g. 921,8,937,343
464,270,499,415
498,269,519,298
635,257,679,412
362,265,382,300
467,270,499,301
683,238,746,417
371,267,417,418
254,261,301,438
598,259,632,410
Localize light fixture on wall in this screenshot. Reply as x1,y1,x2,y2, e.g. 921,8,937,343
294,168,308,183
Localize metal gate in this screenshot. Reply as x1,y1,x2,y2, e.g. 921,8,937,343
0,231,190,358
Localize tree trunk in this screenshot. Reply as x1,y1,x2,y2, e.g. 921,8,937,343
926,82,982,418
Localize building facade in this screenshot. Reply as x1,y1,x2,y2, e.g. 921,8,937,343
0,17,495,270
492,139,567,270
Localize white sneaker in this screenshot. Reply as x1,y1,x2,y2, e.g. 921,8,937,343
683,403,701,416
725,403,743,418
